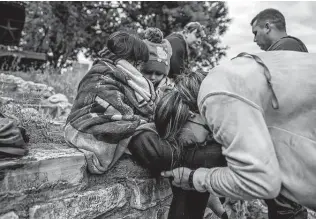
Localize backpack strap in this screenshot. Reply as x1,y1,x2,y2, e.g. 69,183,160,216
232,52,279,109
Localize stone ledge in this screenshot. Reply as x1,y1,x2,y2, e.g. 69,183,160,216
29,184,127,219
0,143,172,219
0,143,87,195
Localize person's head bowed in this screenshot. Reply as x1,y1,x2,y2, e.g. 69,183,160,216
154,70,205,141
99,31,149,65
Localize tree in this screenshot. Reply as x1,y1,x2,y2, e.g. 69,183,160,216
21,1,231,70
82,1,231,68
22,2,90,69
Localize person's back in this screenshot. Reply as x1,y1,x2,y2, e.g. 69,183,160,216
166,32,188,79
198,51,316,211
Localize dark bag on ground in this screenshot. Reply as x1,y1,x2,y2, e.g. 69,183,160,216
0,112,28,158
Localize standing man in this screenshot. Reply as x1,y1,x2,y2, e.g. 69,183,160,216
251,8,308,219
251,8,308,52
166,22,206,79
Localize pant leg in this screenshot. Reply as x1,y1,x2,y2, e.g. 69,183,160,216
168,186,210,219
168,141,227,219
265,194,308,219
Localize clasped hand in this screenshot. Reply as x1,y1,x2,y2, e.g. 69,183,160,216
161,167,194,190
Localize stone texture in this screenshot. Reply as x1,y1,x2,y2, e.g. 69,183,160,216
29,184,126,219
308,208,316,219
114,206,169,219
0,144,86,194
88,156,153,187
0,212,19,219
127,178,172,210
204,208,220,219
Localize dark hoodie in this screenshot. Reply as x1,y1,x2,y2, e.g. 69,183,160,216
166,33,189,79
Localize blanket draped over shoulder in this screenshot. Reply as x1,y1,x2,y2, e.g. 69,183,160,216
64,54,157,174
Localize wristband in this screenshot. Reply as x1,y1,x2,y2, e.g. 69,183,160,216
188,170,196,189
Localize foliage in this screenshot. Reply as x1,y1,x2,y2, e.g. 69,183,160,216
21,1,231,70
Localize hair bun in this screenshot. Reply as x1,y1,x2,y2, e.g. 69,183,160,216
144,27,163,43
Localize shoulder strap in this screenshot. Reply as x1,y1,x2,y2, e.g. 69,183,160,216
232,52,279,109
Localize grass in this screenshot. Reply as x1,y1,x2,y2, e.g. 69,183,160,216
1,66,88,103
0,66,89,144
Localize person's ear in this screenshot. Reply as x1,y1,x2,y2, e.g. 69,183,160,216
264,22,271,33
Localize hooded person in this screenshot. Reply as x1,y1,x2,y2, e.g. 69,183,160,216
141,27,174,99
64,31,157,174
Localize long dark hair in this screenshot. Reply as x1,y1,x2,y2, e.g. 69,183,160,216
106,31,149,63
154,71,206,166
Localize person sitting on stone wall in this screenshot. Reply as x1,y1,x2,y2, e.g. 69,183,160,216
64,31,157,174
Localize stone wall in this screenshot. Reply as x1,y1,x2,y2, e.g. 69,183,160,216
0,143,172,219
1,143,316,219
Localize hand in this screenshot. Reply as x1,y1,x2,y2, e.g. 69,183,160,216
161,167,194,190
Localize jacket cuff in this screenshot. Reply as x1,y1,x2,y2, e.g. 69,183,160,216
193,167,223,196
192,168,209,192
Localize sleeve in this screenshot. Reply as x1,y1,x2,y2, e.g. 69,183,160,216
128,131,174,176
193,94,282,200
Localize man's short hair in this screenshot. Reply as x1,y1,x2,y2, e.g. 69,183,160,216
183,22,206,38
250,8,286,31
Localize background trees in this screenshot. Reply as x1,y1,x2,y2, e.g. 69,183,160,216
21,1,231,71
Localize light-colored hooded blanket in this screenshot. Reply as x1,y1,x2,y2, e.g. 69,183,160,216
196,51,316,211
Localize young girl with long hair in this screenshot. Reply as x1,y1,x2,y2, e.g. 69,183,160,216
128,71,228,219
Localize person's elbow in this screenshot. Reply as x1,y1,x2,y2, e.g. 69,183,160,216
260,167,282,199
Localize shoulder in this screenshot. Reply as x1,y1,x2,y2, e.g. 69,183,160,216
278,37,302,46
88,60,116,75
269,36,308,52
198,55,266,107
166,34,186,50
